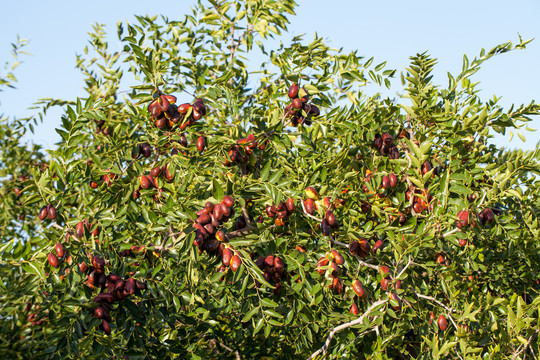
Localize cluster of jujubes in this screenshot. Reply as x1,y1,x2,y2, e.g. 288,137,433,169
254,255,287,295
47,243,66,269
38,203,57,221
94,119,113,136
316,250,346,294
265,198,295,227
193,195,235,255
285,83,320,127
372,132,400,159
148,92,207,131
84,256,146,335
74,218,100,239
223,134,265,169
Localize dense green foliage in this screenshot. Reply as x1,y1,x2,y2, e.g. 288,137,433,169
1,1,540,359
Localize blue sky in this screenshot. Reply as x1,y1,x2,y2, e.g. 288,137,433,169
1,0,539,150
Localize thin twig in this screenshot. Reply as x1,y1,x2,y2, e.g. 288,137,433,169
306,299,388,360
354,255,380,271
241,206,251,226
301,200,322,222
396,255,412,279
413,291,454,314
442,228,461,238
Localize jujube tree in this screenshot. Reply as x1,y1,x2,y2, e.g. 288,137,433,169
1,1,540,359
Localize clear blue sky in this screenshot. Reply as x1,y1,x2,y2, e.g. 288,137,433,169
1,0,539,150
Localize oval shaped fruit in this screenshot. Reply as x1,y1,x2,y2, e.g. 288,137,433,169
380,265,391,276
352,279,366,298
292,97,302,109
274,257,284,273
305,186,319,200
358,239,371,257
288,83,299,99
429,311,435,324
350,302,359,315
222,195,234,208
326,211,338,228
54,243,64,258
331,250,344,265
140,175,153,189
390,292,402,311
163,94,177,104
47,204,57,220
48,253,59,268
436,253,446,265
349,241,360,256
101,319,111,335
75,222,85,239
321,219,331,236
92,256,105,270
373,240,384,253
437,315,448,331
456,210,471,228
316,257,329,275
389,173,398,187
286,198,295,213
196,214,211,225
304,198,316,215
230,255,241,272
380,277,390,291
93,306,105,319
381,175,390,189
222,248,233,266
150,166,162,178
197,136,206,152
38,206,48,220
459,238,468,247
421,160,433,175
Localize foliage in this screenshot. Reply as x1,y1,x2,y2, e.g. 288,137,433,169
1,1,540,359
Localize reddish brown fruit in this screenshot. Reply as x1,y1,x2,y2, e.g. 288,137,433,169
150,166,162,178
54,243,64,258
380,277,390,291
389,173,398,187
349,241,360,256
326,211,338,228
48,253,59,268
437,315,448,331
94,306,104,319
197,136,206,152
197,214,211,225
372,240,384,253
305,187,319,200
321,219,331,236
436,253,446,266
429,311,435,324
222,248,233,266
38,206,48,220
332,277,343,294
140,175,153,189
389,292,401,311
101,320,111,335
288,83,299,99
316,257,329,275
304,198,316,215
421,160,433,176
459,239,468,247
380,265,391,277
222,195,234,208
352,279,366,298
216,230,227,242
350,302,359,315
381,175,390,189
230,255,241,272
358,239,372,257
456,210,473,228
286,198,295,213
331,250,344,265
47,204,57,220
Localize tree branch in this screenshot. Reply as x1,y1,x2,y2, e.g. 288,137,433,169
306,299,388,360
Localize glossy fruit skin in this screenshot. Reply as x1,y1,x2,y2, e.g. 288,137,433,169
39,206,48,220
140,175,153,189
352,279,366,298
350,302,359,315
197,136,206,152
230,255,241,272
389,292,401,311
331,250,344,265
305,187,319,200
456,210,473,228
222,195,234,208
288,83,299,99
389,173,398,187
321,219,331,236
47,205,57,220
437,315,448,331
75,222,85,239
304,198,316,215
48,253,59,268
222,248,233,266
54,243,64,258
